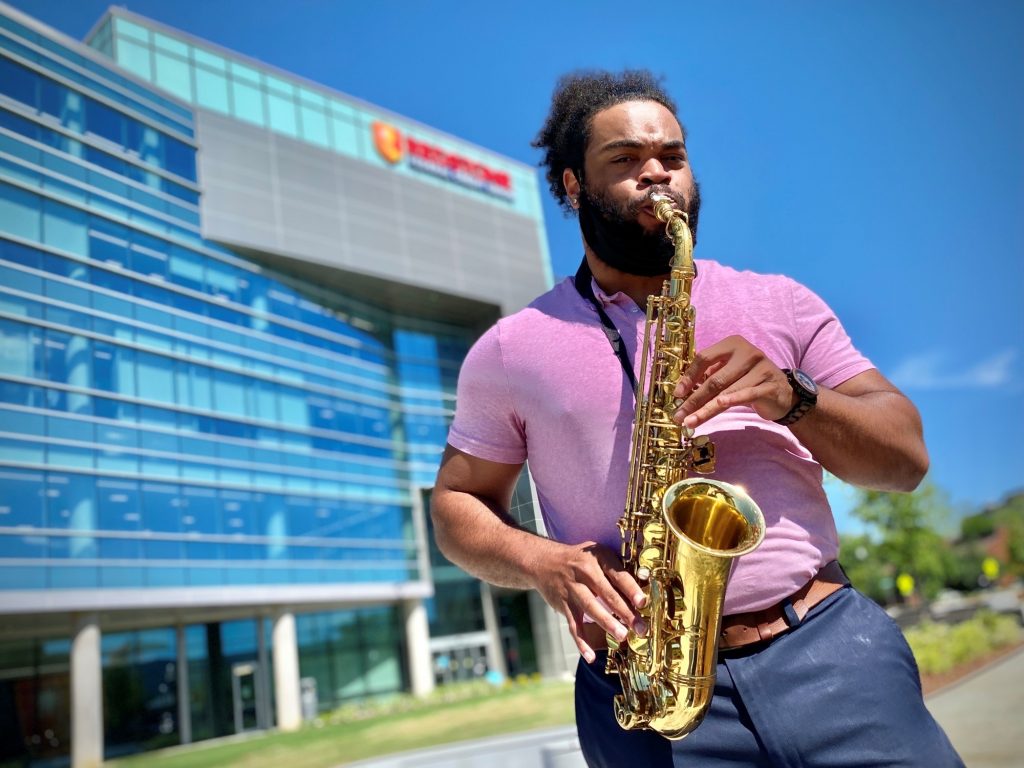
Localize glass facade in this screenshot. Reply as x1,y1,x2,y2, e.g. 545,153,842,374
0,9,479,592
0,6,555,765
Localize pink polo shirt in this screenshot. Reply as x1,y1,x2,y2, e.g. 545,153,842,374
447,259,873,614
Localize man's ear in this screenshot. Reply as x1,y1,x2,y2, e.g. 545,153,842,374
562,168,580,209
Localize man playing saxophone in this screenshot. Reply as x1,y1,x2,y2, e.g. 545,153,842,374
431,70,963,767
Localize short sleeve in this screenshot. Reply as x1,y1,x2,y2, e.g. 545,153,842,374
791,281,875,389
446,323,528,464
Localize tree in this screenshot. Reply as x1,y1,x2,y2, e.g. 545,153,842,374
850,482,952,602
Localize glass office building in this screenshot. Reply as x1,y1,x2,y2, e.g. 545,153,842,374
0,4,568,766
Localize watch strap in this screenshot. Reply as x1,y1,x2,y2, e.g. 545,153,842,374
774,368,817,426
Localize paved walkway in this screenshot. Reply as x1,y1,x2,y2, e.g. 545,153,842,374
344,648,1024,768
926,646,1024,768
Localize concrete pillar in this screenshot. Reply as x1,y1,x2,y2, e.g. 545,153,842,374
175,625,191,745
402,599,434,697
256,616,272,729
480,582,508,680
528,591,576,679
271,611,302,732
70,613,103,768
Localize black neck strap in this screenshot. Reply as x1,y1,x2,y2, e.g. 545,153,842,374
573,258,638,396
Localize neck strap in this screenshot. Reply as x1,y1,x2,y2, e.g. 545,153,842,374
573,258,638,396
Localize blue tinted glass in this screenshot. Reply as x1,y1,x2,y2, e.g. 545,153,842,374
84,96,125,145
46,473,98,558
163,136,196,181
0,318,44,379
0,181,42,242
135,350,175,404
0,104,38,139
96,479,141,558
141,481,184,543
0,55,38,107
41,198,89,256
212,370,247,417
89,263,135,297
0,469,44,527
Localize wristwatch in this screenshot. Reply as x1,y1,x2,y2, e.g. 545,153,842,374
774,368,818,426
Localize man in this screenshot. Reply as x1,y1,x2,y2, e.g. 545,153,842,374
431,70,962,767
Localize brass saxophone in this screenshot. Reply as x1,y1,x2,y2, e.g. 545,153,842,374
605,193,765,739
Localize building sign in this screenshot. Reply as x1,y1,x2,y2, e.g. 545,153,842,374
371,121,514,201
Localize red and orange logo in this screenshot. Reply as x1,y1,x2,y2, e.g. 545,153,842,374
372,121,403,164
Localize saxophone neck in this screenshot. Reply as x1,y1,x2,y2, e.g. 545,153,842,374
650,194,695,296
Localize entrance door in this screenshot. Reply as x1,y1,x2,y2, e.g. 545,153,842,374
230,662,262,733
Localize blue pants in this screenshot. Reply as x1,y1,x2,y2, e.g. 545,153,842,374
575,587,964,767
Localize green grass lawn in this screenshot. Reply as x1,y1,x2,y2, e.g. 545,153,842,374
107,679,576,768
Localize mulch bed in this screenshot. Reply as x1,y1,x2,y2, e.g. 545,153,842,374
921,639,1024,697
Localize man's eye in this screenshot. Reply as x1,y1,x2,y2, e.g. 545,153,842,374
611,156,633,164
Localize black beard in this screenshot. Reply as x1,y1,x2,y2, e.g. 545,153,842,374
578,181,701,277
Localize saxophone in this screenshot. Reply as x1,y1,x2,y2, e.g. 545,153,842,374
605,193,765,739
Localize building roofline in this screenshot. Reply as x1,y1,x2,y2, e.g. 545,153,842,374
94,5,538,174
0,1,194,117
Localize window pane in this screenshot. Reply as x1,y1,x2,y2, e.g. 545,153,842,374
267,92,298,137
330,115,357,154
0,318,44,378
300,105,329,148
136,351,175,403
212,370,246,416
193,48,226,72
115,18,151,43
0,183,42,242
153,31,188,57
117,37,152,80
85,97,125,146
163,137,196,181
47,473,98,558
0,56,38,109
0,469,44,527
154,51,193,101
42,199,89,255
231,79,265,126
194,67,229,113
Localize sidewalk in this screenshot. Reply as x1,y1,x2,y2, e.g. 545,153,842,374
344,648,1024,768
926,646,1024,768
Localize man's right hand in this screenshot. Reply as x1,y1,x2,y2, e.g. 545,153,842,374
431,445,647,662
529,539,647,663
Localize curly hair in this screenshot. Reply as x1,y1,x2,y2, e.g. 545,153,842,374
532,69,681,215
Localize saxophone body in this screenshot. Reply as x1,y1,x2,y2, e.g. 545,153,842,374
605,194,765,740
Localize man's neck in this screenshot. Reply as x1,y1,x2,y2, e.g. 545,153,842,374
585,250,667,308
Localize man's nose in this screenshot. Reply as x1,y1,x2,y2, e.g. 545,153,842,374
638,159,671,185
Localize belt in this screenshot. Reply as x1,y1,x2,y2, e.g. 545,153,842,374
580,560,849,653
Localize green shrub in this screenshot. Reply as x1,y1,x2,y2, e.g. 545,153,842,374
904,611,1021,676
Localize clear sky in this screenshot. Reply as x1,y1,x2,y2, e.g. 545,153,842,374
10,0,1022,533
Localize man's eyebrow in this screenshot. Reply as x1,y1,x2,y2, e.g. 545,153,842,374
597,138,687,153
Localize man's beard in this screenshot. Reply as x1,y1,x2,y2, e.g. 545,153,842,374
578,180,701,277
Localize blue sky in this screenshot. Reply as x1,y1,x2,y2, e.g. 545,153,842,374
12,0,1022,533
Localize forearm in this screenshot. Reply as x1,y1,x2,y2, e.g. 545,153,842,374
431,487,561,590
790,386,928,492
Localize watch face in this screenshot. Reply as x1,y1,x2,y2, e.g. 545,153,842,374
793,369,818,395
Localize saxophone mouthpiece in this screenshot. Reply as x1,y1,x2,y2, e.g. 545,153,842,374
648,193,683,226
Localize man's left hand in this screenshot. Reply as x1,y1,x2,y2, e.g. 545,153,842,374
672,335,796,428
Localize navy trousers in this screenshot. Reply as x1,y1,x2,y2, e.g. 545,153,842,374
575,587,965,767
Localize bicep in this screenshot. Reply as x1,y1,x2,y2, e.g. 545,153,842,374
433,444,524,516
